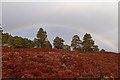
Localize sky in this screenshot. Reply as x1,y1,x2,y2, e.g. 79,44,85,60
1,0,119,2
1,2,118,52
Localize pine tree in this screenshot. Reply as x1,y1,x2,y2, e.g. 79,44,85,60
100,49,106,52
44,41,52,48
34,38,39,47
2,33,11,45
7,36,14,46
93,45,99,51
13,37,23,48
63,44,71,51
71,35,82,51
53,36,64,49
82,33,95,52
37,28,47,47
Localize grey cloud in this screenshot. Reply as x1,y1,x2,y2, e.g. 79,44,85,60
2,2,118,52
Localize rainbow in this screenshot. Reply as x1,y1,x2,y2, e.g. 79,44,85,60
9,22,118,52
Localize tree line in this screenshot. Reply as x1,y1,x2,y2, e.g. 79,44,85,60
2,28,105,52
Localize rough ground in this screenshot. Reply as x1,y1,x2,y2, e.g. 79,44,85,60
2,46,119,79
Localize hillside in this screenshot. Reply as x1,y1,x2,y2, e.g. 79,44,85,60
2,46,119,79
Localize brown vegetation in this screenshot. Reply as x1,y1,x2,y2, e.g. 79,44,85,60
2,46,119,79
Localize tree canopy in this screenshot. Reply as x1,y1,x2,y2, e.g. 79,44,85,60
63,44,71,51
82,33,94,51
53,36,64,49
100,49,106,52
37,28,47,47
2,28,106,52
71,35,82,51
82,33,99,52
2,33,35,48
44,41,52,48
